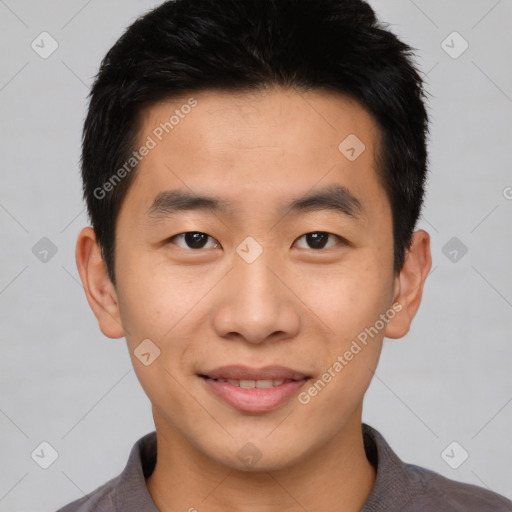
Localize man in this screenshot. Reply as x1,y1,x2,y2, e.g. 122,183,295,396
58,0,512,510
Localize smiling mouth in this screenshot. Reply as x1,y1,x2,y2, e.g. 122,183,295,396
198,367,311,412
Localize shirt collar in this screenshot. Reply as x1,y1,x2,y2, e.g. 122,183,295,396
113,423,411,511
361,423,415,511
114,430,159,512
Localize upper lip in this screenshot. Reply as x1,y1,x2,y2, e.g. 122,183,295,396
200,365,310,381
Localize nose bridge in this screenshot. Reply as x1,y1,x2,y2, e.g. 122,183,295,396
238,247,278,304
233,233,282,303
211,242,300,344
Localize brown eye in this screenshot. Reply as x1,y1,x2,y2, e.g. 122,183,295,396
294,232,341,250
168,232,219,250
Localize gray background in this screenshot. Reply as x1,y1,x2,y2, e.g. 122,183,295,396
1,0,511,510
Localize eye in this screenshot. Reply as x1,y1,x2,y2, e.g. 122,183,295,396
293,232,343,250
166,231,344,251
168,232,219,250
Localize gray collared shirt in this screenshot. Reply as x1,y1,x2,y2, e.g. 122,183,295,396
56,423,512,511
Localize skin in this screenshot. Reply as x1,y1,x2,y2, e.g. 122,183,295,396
76,86,431,511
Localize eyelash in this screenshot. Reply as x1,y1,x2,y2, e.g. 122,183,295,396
166,231,345,251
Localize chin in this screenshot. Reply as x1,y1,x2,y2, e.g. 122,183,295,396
226,454,300,473
209,439,312,473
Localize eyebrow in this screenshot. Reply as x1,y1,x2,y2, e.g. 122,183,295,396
146,184,363,222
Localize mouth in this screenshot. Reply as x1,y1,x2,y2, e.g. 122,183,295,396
198,365,311,413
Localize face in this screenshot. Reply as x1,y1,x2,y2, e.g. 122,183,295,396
84,86,414,470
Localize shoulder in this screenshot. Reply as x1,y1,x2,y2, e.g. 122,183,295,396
403,462,512,511
55,431,157,512
361,423,512,512
55,475,118,512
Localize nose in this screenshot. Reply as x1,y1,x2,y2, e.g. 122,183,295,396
211,248,301,345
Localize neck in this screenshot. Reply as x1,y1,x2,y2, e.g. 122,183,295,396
146,407,375,512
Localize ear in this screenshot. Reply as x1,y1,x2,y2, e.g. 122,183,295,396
75,226,125,339
385,229,431,339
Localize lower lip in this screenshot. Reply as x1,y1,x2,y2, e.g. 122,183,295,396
201,377,309,413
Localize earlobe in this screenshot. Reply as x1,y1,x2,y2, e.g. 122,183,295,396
385,230,432,339
75,226,125,339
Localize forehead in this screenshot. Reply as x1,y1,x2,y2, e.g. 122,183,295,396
121,86,386,222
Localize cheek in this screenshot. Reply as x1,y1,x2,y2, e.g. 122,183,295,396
296,280,387,433
299,259,392,392
115,256,212,393
299,259,393,334
115,249,198,339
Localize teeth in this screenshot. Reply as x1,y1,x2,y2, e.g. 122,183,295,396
213,378,288,388
255,379,273,388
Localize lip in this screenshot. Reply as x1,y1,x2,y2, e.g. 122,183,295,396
198,365,310,413
200,365,309,381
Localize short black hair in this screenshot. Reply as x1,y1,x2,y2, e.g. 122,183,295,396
81,0,430,286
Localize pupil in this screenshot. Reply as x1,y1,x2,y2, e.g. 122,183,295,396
307,232,327,249
186,232,207,249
